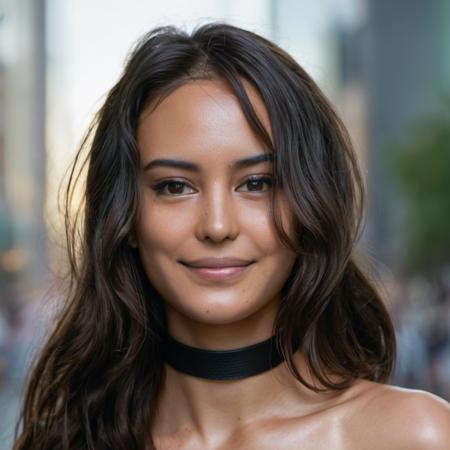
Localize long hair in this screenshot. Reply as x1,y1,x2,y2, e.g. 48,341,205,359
13,22,396,450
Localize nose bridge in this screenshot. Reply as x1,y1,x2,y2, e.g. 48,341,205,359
197,179,238,241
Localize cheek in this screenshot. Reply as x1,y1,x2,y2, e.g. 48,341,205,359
136,197,193,250
135,201,187,292
248,198,295,253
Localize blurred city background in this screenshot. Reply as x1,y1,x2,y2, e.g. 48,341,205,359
1,0,449,447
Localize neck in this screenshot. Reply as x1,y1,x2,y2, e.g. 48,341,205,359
152,304,327,443
151,346,325,444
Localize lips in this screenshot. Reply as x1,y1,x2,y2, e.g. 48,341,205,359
180,257,254,268
181,263,254,281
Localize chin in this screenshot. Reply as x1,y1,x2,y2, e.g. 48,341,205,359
172,295,262,326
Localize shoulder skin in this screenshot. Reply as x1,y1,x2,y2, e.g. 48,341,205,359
357,383,450,450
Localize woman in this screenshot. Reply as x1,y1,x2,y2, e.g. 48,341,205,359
13,22,449,449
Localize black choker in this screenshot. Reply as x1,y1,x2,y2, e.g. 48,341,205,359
162,333,286,380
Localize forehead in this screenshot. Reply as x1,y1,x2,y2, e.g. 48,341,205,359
136,78,273,167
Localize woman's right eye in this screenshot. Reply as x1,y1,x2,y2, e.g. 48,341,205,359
152,180,195,196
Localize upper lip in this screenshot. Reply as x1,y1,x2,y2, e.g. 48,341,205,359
180,257,254,268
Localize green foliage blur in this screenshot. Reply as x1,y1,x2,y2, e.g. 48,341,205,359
386,94,450,275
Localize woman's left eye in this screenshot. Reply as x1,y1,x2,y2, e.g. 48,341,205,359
238,176,273,192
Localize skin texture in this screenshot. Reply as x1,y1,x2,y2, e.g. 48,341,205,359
131,79,450,449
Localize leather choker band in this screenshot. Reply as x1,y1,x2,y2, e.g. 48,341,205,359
162,333,286,380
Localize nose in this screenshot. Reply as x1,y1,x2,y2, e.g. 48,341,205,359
195,182,240,242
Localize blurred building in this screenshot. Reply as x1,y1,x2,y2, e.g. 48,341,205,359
0,0,47,294
364,0,450,269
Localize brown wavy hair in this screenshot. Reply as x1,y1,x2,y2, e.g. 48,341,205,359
13,22,396,450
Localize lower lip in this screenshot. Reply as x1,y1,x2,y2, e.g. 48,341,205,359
182,263,254,281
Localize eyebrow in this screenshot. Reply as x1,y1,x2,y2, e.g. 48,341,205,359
143,153,273,172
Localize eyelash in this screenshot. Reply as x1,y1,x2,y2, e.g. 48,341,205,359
151,175,273,196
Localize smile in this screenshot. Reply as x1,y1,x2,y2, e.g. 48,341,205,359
180,263,254,282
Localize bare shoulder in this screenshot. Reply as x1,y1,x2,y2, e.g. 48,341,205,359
349,380,450,450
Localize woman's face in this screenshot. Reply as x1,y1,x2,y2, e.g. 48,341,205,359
133,78,297,337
